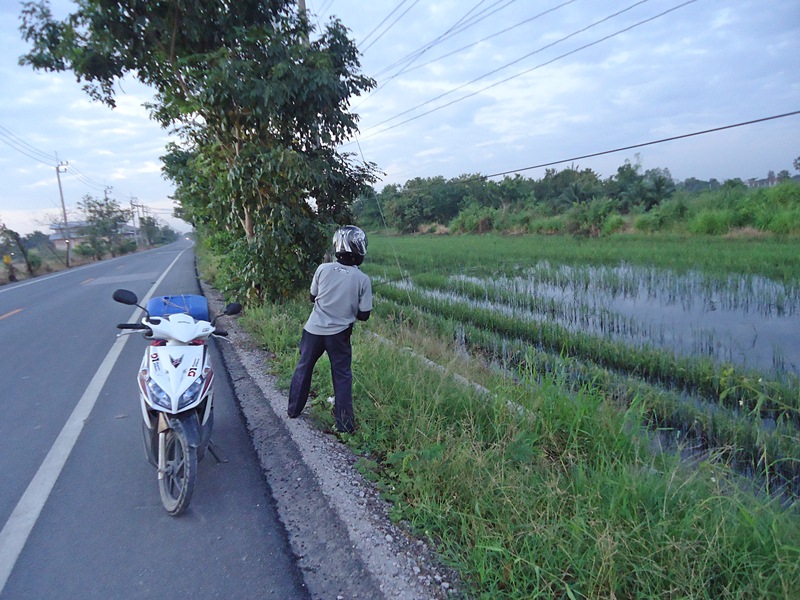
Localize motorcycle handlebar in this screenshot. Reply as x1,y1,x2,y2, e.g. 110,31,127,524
117,323,149,330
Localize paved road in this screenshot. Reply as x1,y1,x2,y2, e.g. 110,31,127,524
0,241,308,599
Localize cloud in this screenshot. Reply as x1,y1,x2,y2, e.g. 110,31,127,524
2,0,798,234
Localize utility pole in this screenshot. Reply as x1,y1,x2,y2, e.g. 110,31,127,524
55,160,70,268
130,197,139,247
298,0,309,43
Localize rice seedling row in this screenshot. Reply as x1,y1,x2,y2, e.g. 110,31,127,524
374,281,800,423
373,293,800,498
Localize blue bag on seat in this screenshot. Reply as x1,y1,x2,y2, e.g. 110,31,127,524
146,295,209,322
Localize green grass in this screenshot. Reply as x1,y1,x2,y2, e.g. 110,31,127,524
364,233,800,283
202,234,800,598
237,297,800,598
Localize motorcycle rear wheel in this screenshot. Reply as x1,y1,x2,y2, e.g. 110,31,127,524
158,428,197,516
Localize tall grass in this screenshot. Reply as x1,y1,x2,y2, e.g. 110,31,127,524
210,234,800,597
371,295,800,495
239,297,800,598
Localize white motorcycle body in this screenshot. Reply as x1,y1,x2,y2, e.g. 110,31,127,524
114,289,241,516
137,323,214,422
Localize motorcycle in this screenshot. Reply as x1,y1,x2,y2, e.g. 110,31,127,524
113,289,242,516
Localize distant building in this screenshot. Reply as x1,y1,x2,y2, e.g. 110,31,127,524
747,173,778,188
49,221,138,251
49,221,88,251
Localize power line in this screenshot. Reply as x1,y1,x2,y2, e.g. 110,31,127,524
65,169,107,193
481,111,800,180
359,0,411,47
352,0,519,111
392,0,580,79
453,0,518,33
0,125,58,166
360,0,693,139
0,124,107,193
371,0,491,75
361,0,421,53
359,0,577,109
372,0,517,79
66,163,107,191
364,0,657,134
316,0,335,18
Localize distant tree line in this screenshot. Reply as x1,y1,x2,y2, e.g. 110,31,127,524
1,193,178,281
353,157,800,237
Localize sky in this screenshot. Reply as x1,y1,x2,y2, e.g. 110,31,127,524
1,0,799,236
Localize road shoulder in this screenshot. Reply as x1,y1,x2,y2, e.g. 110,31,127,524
202,282,455,600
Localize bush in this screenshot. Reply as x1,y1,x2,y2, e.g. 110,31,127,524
689,210,734,235
26,249,43,273
449,206,497,234
114,240,137,255
601,214,626,236
563,198,617,236
527,216,565,234
206,216,326,304
73,243,95,258
766,209,800,234
633,212,662,233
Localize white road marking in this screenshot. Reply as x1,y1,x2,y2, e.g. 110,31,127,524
0,248,188,592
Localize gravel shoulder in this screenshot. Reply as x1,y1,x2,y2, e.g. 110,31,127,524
202,283,460,600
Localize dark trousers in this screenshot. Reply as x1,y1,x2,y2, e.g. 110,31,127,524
287,327,355,433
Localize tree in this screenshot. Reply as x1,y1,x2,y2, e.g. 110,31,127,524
0,224,37,277
138,215,179,245
160,225,179,244
138,216,160,246
20,0,377,302
77,193,132,259
681,177,712,194
640,168,676,211
794,156,800,172
607,160,644,213
534,167,601,212
350,187,383,229
497,175,535,209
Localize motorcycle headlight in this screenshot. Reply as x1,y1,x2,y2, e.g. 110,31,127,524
146,378,171,410
179,376,204,410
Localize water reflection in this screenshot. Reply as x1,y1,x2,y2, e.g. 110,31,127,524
402,262,800,376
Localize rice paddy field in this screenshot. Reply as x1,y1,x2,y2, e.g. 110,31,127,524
234,233,800,599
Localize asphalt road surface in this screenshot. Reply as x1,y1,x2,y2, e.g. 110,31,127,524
0,241,309,599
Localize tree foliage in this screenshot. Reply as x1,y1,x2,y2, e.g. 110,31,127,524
354,160,800,237
0,224,37,277
20,0,377,301
138,215,179,246
77,193,132,259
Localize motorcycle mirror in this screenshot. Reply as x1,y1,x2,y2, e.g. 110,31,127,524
224,302,242,316
113,289,139,306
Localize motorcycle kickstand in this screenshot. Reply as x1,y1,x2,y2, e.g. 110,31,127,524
207,440,228,464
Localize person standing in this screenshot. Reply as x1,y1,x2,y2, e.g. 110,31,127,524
287,226,372,433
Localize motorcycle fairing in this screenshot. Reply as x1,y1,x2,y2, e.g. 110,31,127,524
139,345,210,413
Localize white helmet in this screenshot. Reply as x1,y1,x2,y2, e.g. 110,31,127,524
332,225,367,265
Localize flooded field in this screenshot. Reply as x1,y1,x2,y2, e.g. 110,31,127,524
448,262,800,377
368,234,800,499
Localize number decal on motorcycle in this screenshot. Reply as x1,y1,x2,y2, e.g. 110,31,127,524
188,368,197,377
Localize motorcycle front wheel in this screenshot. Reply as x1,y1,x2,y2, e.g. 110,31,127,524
158,428,197,516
